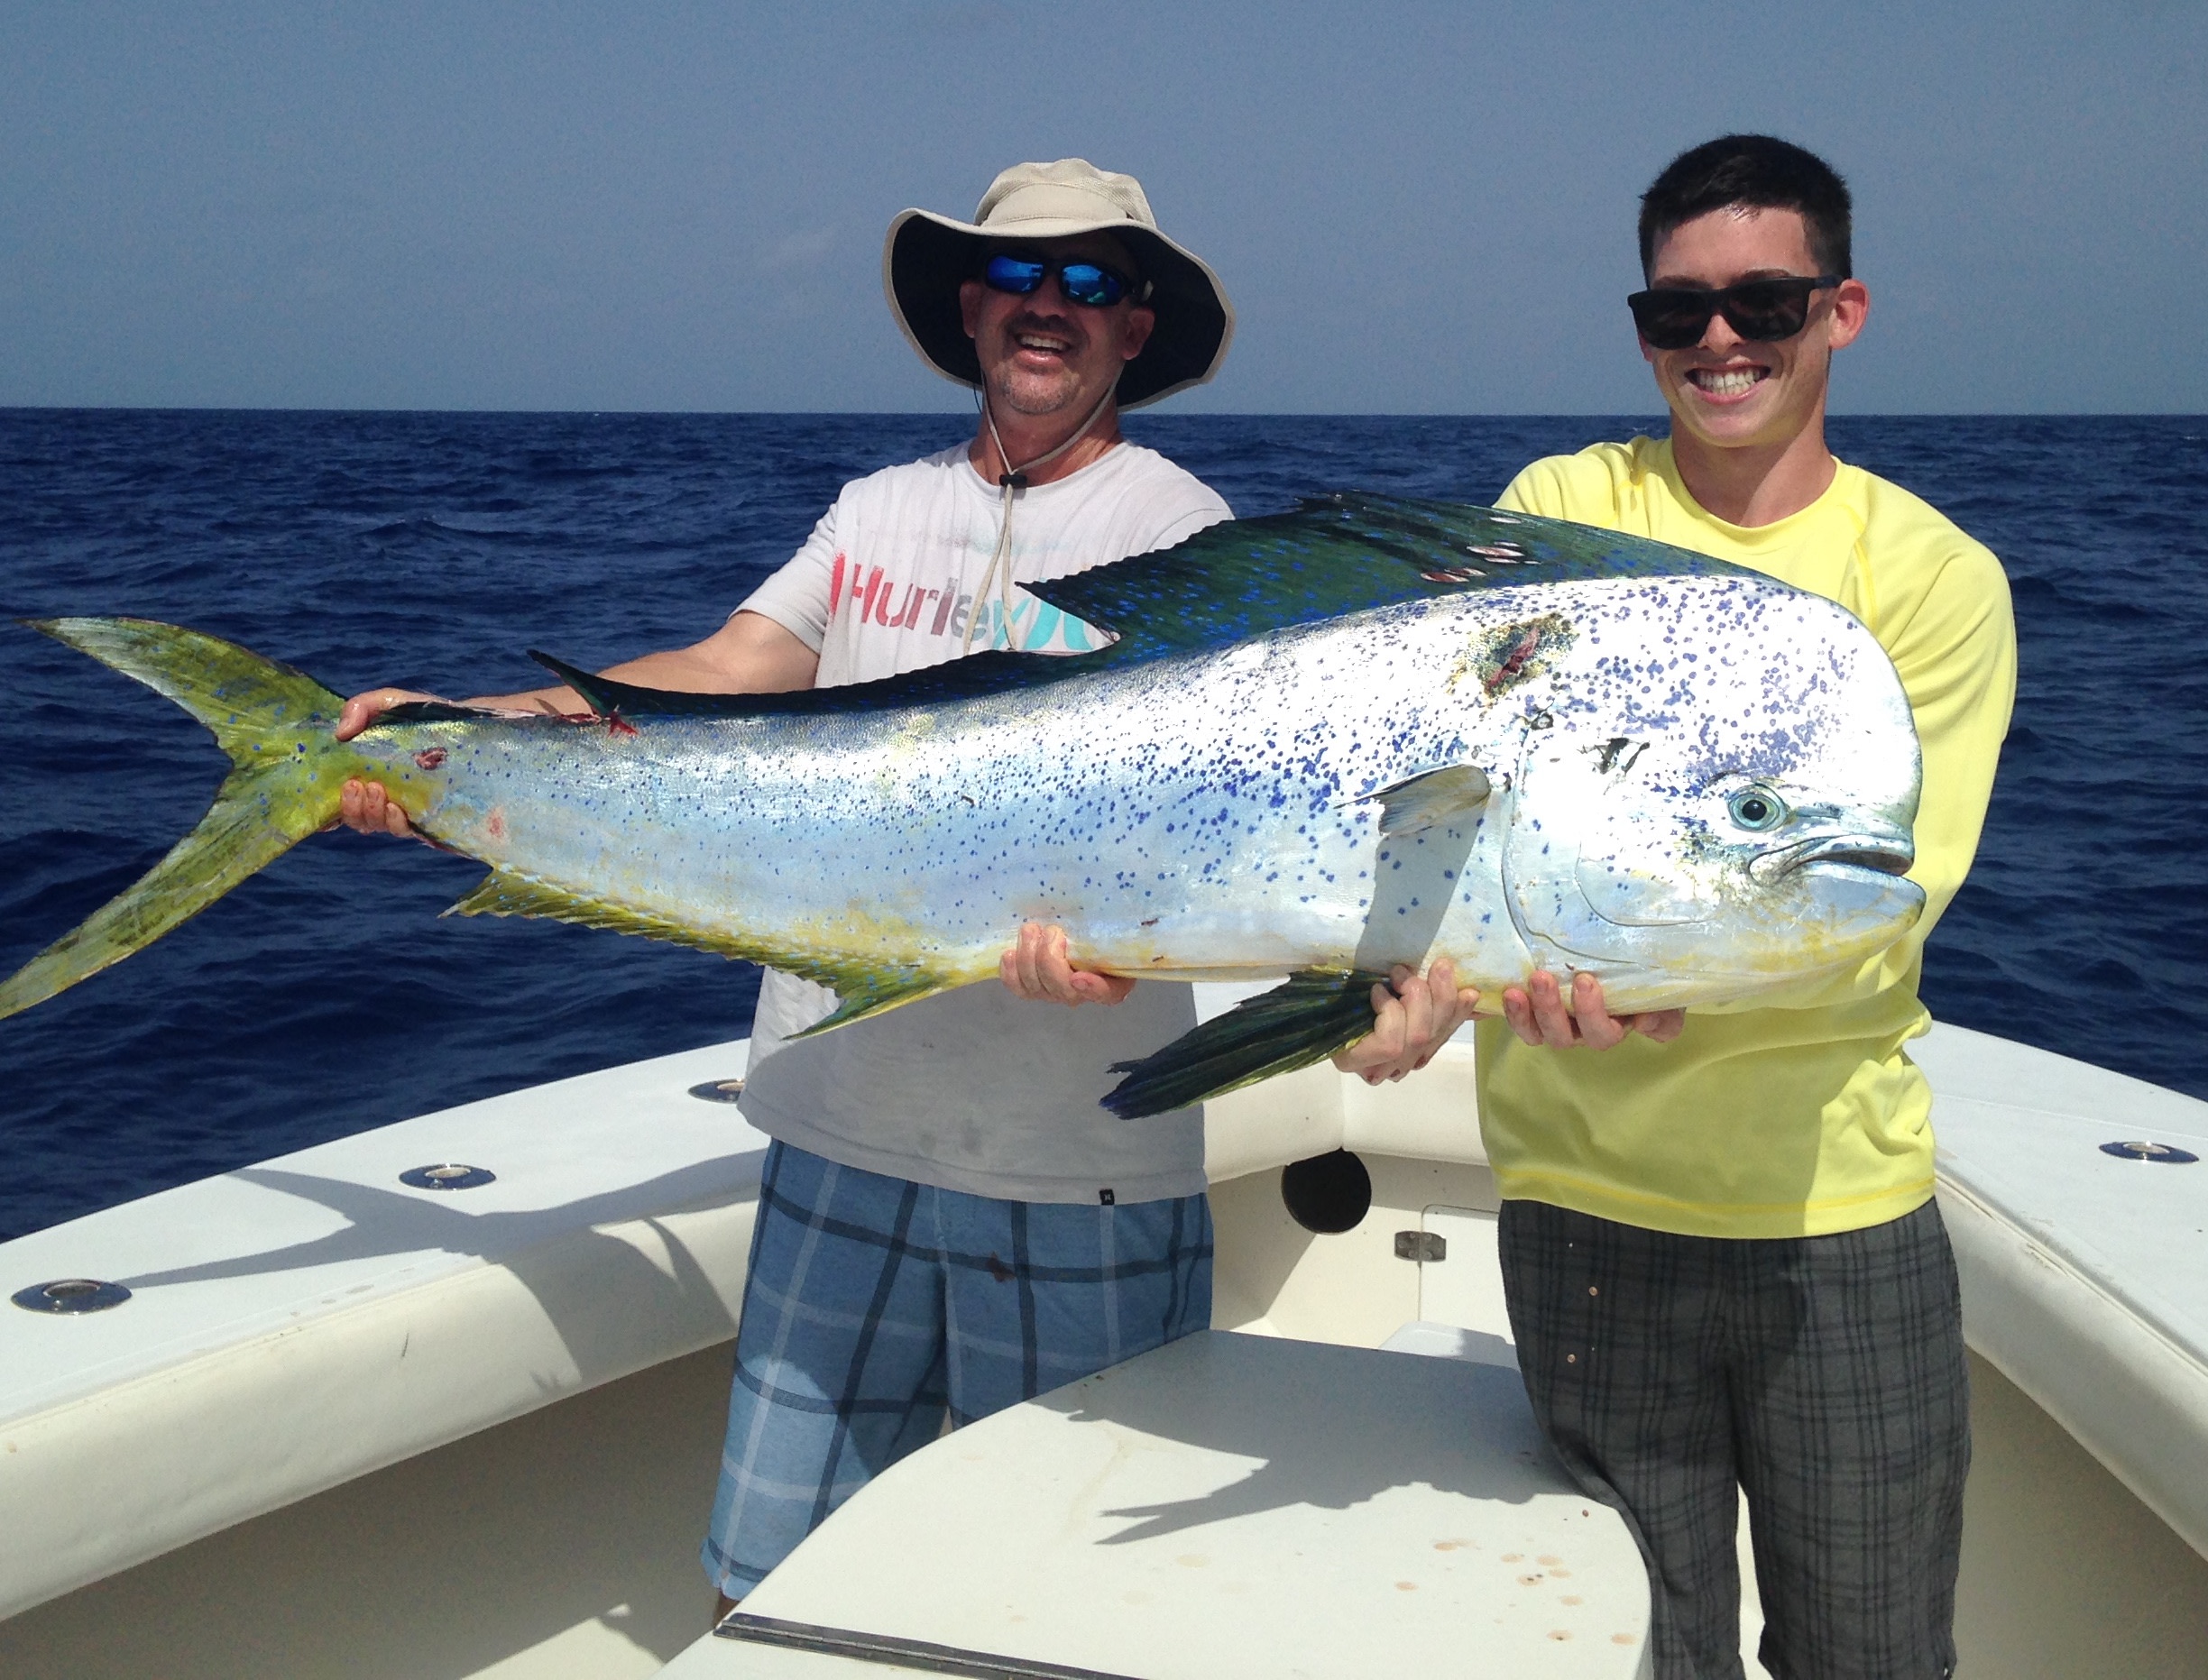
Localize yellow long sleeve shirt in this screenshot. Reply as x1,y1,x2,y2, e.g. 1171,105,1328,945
1477,436,2017,1237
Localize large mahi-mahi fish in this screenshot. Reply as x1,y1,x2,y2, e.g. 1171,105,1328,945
0,496,1924,1115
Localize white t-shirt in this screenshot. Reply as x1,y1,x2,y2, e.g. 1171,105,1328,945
735,440,1233,1205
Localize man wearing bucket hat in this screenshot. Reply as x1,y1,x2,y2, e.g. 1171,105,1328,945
330,155,1475,1615
695,158,1247,1613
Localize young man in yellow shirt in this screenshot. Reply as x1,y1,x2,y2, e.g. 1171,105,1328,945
1480,136,2017,1679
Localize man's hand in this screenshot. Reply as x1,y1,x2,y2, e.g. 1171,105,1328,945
1500,969,1685,1050
336,687,444,742
998,923,1136,1007
336,776,417,839
1333,957,1480,1085
328,687,446,838
322,616,822,844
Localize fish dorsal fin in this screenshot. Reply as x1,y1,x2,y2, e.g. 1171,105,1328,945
1026,493,1755,661
524,647,1063,721
529,651,671,718
379,700,516,725
1362,763,1493,835
447,868,952,1025
519,497,1753,723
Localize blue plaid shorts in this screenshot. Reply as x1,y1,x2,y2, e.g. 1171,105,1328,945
701,1140,1214,1597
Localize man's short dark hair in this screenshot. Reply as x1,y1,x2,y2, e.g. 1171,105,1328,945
1639,135,1852,280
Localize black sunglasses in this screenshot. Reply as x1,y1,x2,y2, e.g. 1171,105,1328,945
983,252,1143,309
1626,275,1845,351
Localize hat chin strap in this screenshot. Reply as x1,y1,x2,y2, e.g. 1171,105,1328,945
963,381,1119,655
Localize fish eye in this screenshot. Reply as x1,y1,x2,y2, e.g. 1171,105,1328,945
1727,786,1789,831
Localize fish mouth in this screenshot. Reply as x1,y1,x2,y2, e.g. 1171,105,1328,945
1751,833,1916,884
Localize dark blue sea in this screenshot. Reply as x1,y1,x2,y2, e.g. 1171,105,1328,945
2,411,2203,1241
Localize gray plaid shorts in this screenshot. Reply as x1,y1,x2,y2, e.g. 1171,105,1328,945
702,1140,1213,1597
1499,1198,1968,1680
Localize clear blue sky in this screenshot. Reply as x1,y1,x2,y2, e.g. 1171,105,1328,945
2,1,2201,413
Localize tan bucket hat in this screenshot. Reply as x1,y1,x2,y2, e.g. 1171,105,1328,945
884,158,1235,409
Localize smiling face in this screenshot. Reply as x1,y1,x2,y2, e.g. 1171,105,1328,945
958,234,1156,420
1641,206,1869,459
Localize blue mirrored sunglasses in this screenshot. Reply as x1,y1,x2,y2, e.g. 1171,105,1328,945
983,252,1142,308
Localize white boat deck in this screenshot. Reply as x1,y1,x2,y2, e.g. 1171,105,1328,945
663,1331,1651,1679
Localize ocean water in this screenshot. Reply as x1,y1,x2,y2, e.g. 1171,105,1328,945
1,410,2203,1241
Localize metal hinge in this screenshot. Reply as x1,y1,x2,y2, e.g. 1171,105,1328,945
1394,1231,1446,1262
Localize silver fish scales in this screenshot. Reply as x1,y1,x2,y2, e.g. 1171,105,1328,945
0,496,1924,1115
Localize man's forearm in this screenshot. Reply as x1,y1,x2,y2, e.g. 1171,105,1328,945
463,649,760,716
461,610,821,714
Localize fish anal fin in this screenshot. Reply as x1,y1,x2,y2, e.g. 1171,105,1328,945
1363,763,1492,835
1101,968,1388,1119
447,870,952,1019
446,871,741,953
787,971,951,1036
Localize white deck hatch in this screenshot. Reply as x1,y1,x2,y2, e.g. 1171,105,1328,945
661,1329,1651,1679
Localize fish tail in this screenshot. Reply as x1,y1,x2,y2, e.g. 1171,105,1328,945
0,617,355,1019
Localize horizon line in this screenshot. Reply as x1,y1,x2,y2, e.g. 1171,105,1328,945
2,405,2202,421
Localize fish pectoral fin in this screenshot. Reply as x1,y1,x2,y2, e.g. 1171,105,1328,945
1362,763,1492,836
1101,968,1391,1119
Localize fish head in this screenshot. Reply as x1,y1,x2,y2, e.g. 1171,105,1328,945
1497,582,1926,1002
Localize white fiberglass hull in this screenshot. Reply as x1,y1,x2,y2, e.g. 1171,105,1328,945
1,1018,2204,1676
